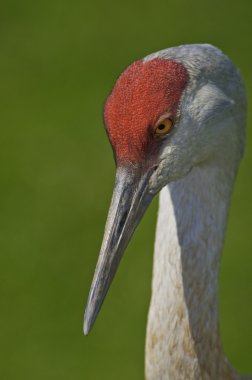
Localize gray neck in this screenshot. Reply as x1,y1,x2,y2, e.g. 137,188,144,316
145,162,247,380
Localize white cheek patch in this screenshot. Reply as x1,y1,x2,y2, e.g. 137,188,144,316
189,83,234,125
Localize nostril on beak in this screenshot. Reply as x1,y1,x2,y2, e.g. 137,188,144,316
117,210,128,236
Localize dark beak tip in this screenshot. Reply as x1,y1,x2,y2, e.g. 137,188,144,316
83,326,89,336
83,310,92,336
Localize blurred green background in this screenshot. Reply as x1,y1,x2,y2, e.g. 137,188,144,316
0,0,251,379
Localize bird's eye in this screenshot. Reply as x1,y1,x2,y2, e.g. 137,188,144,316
154,118,173,136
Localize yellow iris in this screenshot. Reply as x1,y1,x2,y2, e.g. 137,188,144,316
154,118,173,136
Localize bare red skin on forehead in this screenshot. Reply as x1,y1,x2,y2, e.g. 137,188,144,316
104,58,189,165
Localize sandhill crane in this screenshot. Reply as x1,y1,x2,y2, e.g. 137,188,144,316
84,44,250,380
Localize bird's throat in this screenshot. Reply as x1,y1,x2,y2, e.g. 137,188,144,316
145,163,240,380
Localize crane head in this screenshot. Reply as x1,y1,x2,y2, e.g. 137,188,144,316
84,44,246,335
104,58,188,165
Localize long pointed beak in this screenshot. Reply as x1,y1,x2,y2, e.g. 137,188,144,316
84,166,155,335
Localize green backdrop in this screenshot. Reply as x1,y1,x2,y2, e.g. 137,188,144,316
0,0,251,379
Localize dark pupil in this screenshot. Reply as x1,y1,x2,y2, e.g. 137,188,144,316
158,124,165,130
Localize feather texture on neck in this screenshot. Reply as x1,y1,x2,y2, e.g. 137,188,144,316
145,161,250,380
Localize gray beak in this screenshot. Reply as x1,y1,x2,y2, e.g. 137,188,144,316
84,165,155,335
